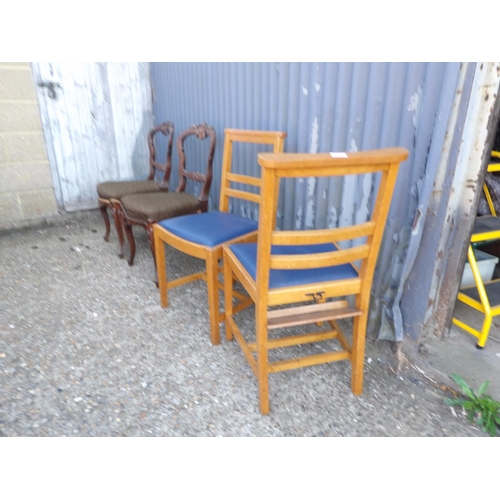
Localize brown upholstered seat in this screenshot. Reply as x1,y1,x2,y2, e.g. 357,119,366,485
120,191,201,224
97,180,162,200
96,122,174,258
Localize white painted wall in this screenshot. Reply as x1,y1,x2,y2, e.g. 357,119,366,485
33,62,153,212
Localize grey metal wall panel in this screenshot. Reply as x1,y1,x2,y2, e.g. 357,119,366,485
150,62,460,339
402,63,500,345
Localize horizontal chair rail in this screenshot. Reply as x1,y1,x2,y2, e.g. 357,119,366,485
226,173,261,187
228,316,258,377
270,245,369,270
268,350,351,373
225,188,260,204
248,330,342,350
279,165,391,178
271,221,375,245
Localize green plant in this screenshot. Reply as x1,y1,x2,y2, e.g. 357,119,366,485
444,373,500,436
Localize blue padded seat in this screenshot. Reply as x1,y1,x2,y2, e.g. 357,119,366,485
229,243,358,289
158,211,258,247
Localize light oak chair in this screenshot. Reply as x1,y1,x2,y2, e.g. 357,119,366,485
223,148,408,414
97,122,174,258
119,123,216,276
153,129,286,345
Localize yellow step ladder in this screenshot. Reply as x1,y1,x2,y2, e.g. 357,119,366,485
452,151,500,348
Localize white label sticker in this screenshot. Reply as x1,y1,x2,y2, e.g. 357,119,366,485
330,152,348,158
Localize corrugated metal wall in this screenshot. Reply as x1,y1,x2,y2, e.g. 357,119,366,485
150,62,462,339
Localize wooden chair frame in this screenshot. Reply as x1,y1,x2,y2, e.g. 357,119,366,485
153,129,286,345
97,121,174,258
121,123,216,271
223,148,408,414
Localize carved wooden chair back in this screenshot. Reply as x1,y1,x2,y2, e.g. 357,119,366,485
96,121,174,257
119,124,216,280
147,121,175,188
175,123,217,211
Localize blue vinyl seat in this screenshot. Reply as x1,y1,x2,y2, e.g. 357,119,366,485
153,129,287,345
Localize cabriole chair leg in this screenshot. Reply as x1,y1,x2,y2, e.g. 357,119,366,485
99,203,111,242
111,202,126,258
124,219,136,266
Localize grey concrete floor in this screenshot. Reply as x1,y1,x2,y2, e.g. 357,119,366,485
418,301,500,402
0,210,495,436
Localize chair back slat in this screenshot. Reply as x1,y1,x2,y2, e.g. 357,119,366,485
175,123,217,211
269,245,370,270
281,164,389,178
226,173,262,188
271,221,375,246
255,149,408,299
219,129,286,213
147,121,175,189
225,188,261,205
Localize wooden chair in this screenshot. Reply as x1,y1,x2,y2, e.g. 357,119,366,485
153,129,287,345
223,148,408,414
119,123,216,275
96,121,174,258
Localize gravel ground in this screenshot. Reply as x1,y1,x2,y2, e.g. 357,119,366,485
0,210,486,436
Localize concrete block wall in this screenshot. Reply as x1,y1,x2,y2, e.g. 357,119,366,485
0,62,58,230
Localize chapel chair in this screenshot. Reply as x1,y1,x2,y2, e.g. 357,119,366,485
153,129,287,345
96,121,174,258
223,148,408,414
119,123,217,277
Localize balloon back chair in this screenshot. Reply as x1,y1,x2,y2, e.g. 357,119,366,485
96,122,174,258
223,148,408,414
119,123,216,279
153,129,287,345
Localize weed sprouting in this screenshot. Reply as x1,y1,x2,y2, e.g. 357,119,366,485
444,373,500,437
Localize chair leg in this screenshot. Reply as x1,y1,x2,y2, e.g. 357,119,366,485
146,222,159,286
351,310,368,396
111,202,125,259
206,253,221,345
99,203,111,242
154,229,169,308
256,303,270,415
223,257,234,341
123,218,136,266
